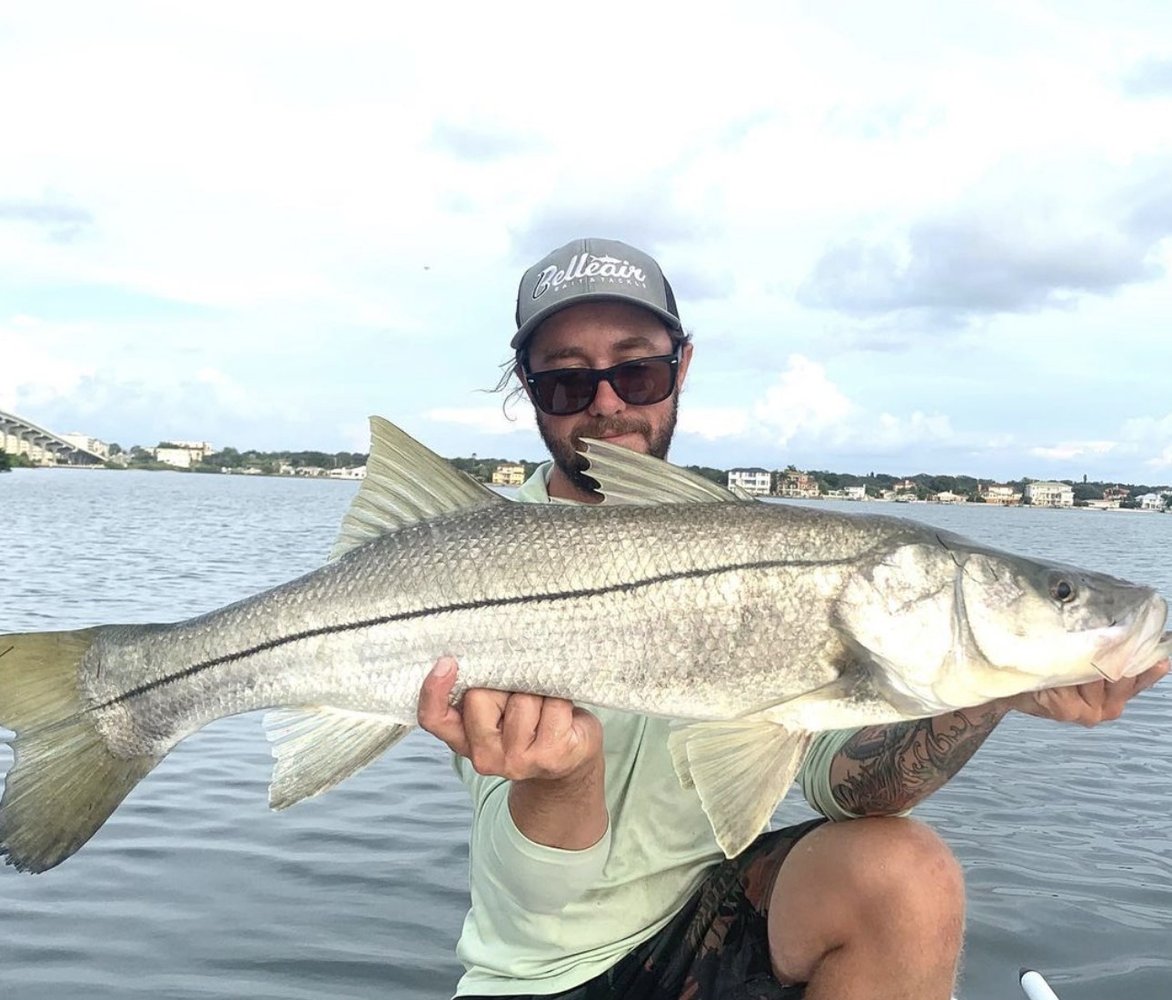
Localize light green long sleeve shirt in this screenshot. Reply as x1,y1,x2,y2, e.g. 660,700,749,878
452,464,858,996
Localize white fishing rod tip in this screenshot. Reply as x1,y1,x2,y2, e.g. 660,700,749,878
1019,967,1061,1000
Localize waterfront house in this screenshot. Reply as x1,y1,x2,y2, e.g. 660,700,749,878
728,467,772,496
777,470,820,498
491,464,526,487
1025,481,1074,507
979,483,1022,506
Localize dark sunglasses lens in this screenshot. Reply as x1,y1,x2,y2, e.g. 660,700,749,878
529,354,678,415
533,369,598,415
613,358,674,405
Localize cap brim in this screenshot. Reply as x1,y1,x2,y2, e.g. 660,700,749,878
511,291,683,350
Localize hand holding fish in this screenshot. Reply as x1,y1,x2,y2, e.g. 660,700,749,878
999,659,1169,727
418,657,604,781
418,657,607,850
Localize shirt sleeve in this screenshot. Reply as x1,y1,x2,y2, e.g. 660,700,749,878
798,728,863,822
456,755,612,915
799,727,915,821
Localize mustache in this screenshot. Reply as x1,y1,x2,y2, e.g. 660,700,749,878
570,417,652,446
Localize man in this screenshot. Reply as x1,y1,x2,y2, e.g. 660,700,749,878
418,238,1168,999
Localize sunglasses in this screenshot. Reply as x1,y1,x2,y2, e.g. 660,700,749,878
524,346,682,416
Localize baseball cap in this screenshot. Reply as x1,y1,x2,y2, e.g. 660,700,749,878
512,238,682,350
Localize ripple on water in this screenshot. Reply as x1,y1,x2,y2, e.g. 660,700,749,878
4,479,1172,999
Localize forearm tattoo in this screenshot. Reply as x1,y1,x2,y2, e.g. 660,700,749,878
829,704,1008,815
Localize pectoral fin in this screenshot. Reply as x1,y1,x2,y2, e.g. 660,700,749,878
669,717,812,858
264,707,413,809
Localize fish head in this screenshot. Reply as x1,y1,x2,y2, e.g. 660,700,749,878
954,548,1169,690
835,534,1169,714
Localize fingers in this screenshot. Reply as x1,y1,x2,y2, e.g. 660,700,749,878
500,693,544,761
1019,661,1168,727
417,657,472,756
496,695,581,777
416,657,603,779
1136,659,1170,689
533,697,576,751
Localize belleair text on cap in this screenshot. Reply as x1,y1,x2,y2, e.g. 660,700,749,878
512,237,683,350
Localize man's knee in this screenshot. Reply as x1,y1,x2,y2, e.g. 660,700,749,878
768,817,964,982
843,816,965,918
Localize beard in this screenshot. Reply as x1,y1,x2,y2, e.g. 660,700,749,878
536,391,679,498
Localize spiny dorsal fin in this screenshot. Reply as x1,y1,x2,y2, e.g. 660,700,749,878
578,439,743,506
668,716,812,858
330,416,503,560
264,707,413,809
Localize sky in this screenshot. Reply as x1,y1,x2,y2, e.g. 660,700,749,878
3,1,1172,484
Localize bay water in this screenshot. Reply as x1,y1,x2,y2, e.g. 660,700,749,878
1,469,1169,999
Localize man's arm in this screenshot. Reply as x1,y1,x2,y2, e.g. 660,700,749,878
829,703,1008,816
827,662,1170,817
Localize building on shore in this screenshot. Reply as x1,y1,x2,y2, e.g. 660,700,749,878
727,467,772,496
327,466,367,480
1025,481,1074,507
979,483,1022,506
777,470,820,498
1102,486,1130,506
893,478,918,496
155,441,215,469
60,433,111,460
491,464,526,487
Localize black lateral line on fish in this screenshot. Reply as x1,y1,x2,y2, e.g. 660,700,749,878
96,556,841,709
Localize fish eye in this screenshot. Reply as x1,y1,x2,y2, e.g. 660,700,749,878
1050,577,1077,603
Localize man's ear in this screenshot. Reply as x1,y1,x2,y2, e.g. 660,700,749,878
514,362,533,403
677,341,694,390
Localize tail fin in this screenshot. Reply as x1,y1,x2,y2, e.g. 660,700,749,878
0,629,159,873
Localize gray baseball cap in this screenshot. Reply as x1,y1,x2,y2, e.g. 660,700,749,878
512,237,682,350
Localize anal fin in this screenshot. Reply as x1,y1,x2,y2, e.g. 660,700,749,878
669,717,813,858
264,707,413,809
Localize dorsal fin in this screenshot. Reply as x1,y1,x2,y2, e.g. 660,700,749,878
330,416,503,560
579,438,745,506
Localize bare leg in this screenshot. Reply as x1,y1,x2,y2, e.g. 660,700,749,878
768,816,964,1000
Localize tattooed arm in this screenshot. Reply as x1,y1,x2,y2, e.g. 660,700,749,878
828,704,1009,816
824,661,1169,816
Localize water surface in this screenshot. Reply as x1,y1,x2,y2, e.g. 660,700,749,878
2,471,1169,999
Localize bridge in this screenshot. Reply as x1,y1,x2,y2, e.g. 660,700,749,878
0,409,108,466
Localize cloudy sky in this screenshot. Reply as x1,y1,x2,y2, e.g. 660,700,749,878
4,1,1172,483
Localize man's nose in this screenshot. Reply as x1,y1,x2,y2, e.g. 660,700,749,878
588,376,625,417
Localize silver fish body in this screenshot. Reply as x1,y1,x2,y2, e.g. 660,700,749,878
85,500,927,756
1,418,1168,871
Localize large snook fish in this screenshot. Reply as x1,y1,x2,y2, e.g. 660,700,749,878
1,418,1168,873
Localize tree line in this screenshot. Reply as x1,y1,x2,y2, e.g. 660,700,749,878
27,439,1167,498
807,471,1164,504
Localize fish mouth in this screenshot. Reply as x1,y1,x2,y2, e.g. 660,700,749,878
1090,597,1169,681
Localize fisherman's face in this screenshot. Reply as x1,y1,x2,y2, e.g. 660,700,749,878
521,301,692,501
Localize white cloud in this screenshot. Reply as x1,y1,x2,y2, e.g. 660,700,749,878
425,406,536,435
866,411,954,449
677,407,751,441
3,3,1172,483
752,355,857,446
1030,440,1120,462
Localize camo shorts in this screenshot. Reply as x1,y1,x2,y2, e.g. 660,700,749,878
463,817,826,1000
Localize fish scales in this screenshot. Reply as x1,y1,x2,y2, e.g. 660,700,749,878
81,500,917,759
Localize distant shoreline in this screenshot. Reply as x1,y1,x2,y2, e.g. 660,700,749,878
8,464,1167,513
